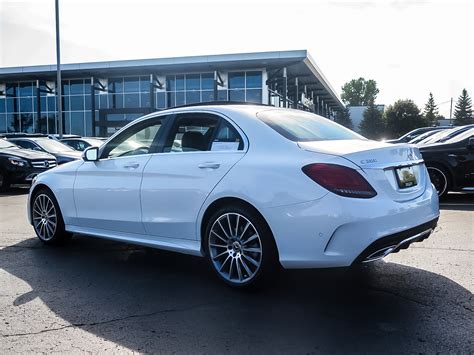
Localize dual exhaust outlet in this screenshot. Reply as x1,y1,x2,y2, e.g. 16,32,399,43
363,228,433,263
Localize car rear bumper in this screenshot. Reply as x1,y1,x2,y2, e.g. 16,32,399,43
261,183,440,269
351,217,438,264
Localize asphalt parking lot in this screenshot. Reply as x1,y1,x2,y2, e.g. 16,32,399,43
0,188,472,353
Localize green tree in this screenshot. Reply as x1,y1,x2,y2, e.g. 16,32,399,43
423,92,439,126
359,103,385,139
334,107,353,129
341,78,379,106
453,89,473,125
384,99,426,138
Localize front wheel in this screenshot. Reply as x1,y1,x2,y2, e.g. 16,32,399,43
31,189,72,244
204,205,278,288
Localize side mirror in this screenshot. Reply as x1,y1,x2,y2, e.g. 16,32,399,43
83,146,99,161
468,137,474,149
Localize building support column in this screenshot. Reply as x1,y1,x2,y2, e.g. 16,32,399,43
282,67,288,108
294,77,299,109
149,74,155,111
36,80,41,133
90,77,96,135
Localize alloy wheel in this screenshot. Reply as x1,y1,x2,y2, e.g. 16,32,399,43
208,213,263,284
32,194,58,241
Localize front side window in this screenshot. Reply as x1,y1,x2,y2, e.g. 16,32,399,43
257,109,364,142
103,117,165,158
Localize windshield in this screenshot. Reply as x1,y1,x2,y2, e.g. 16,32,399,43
257,110,364,142
36,139,75,153
444,128,474,144
0,139,18,149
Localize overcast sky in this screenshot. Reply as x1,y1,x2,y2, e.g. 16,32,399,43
0,0,472,117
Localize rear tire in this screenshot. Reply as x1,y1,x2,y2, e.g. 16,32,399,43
204,204,279,288
31,188,72,245
427,165,451,199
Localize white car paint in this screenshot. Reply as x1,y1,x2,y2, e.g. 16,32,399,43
28,105,440,268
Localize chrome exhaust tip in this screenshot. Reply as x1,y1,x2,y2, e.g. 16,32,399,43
362,228,433,263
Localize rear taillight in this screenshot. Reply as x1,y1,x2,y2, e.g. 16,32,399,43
302,163,377,198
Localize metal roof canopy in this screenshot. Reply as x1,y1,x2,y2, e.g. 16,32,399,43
0,50,344,109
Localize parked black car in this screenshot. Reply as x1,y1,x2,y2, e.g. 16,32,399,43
6,136,82,165
60,137,105,151
420,128,474,198
386,126,446,144
0,139,57,191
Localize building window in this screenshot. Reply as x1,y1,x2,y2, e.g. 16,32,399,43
228,71,262,103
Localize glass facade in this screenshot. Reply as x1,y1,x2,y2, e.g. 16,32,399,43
0,70,263,136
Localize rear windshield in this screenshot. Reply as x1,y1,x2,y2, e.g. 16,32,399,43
257,109,364,142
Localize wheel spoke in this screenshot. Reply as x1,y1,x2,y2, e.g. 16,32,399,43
209,242,227,248
239,221,251,240
217,220,231,240
236,258,243,281
212,250,229,260
240,257,253,276
242,234,259,245
219,254,231,272
229,258,235,279
242,253,259,267
234,215,240,237
211,230,228,243
226,214,233,237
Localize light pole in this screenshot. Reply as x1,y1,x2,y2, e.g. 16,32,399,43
55,0,63,138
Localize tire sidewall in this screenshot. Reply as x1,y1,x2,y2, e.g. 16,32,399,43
427,165,451,199
203,204,278,288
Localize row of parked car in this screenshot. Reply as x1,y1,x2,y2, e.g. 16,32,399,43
386,124,474,198
1,123,473,198
0,134,105,191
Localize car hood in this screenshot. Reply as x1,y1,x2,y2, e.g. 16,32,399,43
53,151,83,159
0,148,55,160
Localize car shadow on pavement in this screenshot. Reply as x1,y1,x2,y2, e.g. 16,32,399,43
440,192,474,211
0,236,472,353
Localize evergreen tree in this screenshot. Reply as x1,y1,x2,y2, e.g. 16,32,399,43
334,107,353,129
423,92,439,125
359,103,385,139
453,89,473,125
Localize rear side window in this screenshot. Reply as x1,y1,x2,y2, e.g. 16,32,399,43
257,109,364,142
211,119,244,151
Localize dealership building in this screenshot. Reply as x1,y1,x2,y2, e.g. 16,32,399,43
0,50,344,137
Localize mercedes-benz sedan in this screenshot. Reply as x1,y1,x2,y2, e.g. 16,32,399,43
28,104,439,287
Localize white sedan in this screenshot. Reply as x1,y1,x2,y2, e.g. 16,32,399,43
28,104,439,287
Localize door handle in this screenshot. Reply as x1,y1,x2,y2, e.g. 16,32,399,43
198,162,221,169
123,163,140,169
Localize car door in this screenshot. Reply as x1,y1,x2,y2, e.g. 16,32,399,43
73,116,168,234
141,112,247,240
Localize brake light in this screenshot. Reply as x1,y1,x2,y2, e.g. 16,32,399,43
302,163,377,198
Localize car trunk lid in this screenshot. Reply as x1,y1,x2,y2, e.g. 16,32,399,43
298,140,428,202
